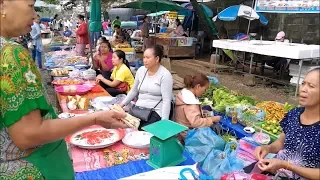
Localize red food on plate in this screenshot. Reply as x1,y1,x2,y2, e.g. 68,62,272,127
78,130,114,145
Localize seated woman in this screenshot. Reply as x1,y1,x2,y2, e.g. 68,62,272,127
96,50,134,97
93,38,113,79
113,25,125,43
120,45,173,128
254,67,320,180
175,73,221,142
173,19,187,37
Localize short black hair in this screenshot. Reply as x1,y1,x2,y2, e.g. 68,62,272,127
116,16,120,19
77,14,85,21
65,26,69,28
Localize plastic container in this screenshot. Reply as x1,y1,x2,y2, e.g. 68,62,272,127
253,122,279,142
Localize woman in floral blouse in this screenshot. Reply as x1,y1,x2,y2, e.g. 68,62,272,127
0,1,128,179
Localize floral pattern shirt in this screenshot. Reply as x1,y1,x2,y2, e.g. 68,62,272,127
0,37,52,180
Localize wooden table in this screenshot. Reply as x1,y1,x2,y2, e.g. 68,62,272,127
55,85,110,113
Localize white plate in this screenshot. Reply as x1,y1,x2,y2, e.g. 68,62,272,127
122,131,153,149
91,96,117,110
70,128,122,149
58,112,75,119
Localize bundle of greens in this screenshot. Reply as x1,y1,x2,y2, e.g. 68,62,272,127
212,87,255,113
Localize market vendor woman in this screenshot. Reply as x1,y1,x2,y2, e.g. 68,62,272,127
0,1,128,179
254,68,320,180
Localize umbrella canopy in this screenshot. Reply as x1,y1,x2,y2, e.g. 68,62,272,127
35,0,57,8
147,11,170,17
213,5,268,25
182,3,214,18
89,0,102,32
120,0,183,12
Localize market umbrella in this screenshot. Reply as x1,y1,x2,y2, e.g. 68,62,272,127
147,11,170,17
35,0,58,8
182,3,214,18
120,0,183,12
212,5,268,24
89,0,102,33
212,5,268,35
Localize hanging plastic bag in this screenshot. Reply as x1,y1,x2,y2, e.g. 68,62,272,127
185,127,225,163
201,142,245,179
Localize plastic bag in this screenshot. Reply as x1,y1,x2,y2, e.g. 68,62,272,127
185,127,225,163
202,142,244,179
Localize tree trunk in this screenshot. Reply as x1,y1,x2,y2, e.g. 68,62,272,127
190,0,215,40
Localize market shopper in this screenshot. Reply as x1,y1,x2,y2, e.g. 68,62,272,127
159,14,169,33
75,14,89,56
112,16,121,29
93,39,113,80
254,68,320,180
120,45,173,128
141,16,151,51
0,1,128,179
96,50,134,97
30,14,43,69
175,73,221,142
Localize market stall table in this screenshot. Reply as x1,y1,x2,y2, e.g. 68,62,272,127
153,35,197,58
55,85,109,113
212,39,320,96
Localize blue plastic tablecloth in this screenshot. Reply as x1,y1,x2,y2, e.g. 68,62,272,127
215,112,252,139
75,151,196,180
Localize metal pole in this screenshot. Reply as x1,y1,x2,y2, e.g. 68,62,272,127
214,48,218,73
246,0,255,36
295,60,303,97
249,53,253,74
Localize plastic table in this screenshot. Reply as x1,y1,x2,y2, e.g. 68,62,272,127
215,112,253,139
74,151,196,180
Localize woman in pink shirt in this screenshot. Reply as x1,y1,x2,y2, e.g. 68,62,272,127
174,19,187,37
93,39,113,79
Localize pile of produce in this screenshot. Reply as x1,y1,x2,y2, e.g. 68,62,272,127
213,87,255,113
255,101,295,135
200,85,256,113
256,101,294,122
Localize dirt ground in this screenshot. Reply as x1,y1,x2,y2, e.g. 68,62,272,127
41,47,298,114
171,60,298,105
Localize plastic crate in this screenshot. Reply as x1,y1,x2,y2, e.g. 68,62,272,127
125,51,136,62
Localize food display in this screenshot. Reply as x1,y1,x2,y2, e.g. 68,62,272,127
52,79,83,85
254,101,295,136
51,68,70,76
156,33,171,38
111,41,131,48
201,85,256,113
111,105,140,129
68,127,122,149
67,95,89,110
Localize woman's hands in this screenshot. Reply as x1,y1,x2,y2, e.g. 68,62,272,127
96,74,105,83
209,116,221,123
254,145,271,160
92,110,128,129
257,158,286,173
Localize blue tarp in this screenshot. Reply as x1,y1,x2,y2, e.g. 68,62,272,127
75,151,196,180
